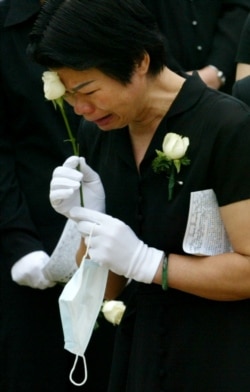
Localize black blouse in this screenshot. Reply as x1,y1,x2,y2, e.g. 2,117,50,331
79,73,250,256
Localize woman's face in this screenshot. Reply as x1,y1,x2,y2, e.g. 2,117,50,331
56,60,149,131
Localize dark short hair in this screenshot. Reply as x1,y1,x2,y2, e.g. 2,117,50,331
28,0,167,84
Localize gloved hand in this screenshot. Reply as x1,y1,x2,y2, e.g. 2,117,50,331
11,251,56,289
50,155,105,218
69,207,164,283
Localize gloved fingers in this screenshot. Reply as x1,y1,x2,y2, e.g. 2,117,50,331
69,206,105,223
50,177,81,190
77,220,97,237
52,166,83,182
50,188,74,204
39,280,56,289
79,157,99,182
11,251,57,290
27,276,56,290
62,155,80,169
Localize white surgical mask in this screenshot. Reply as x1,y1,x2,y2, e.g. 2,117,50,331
59,247,108,386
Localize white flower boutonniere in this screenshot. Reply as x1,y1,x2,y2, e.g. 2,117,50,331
42,70,83,206
152,132,190,201
102,300,126,326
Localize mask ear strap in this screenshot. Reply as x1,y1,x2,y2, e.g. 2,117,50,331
69,354,88,386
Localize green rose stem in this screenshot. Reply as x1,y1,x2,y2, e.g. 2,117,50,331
55,97,84,207
168,163,176,201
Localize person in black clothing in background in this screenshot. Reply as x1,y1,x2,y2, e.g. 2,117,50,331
0,1,119,391
232,12,250,104
141,0,250,94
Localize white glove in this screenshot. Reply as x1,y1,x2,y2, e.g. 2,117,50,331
69,207,164,283
11,251,56,289
50,155,105,218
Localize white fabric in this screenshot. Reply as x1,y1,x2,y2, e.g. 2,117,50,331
69,206,164,283
50,155,105,218
59,241,108,385
11,251,55,289
42,219,80,283
59,258,108,356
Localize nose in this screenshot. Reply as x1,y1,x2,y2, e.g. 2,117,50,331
73,96,95,116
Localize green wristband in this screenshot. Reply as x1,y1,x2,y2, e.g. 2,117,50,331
162,255,168,291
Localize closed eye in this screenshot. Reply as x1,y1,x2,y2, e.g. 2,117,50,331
85,90,97,96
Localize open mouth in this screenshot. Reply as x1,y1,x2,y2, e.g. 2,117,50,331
93,114,113,127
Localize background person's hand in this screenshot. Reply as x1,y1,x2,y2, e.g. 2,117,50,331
70,207,164,283
11,251,56,289
186,66,223,90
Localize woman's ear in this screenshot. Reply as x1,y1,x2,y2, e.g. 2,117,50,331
136,52,150,75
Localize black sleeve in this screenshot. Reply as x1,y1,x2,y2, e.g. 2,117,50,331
235,13,250,63
140,0,249,93
232,75,250,105
0,87,45,268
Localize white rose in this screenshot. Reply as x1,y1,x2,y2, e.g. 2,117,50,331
102,300,126,325
162,132,189,160
42,71,66,100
